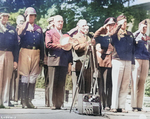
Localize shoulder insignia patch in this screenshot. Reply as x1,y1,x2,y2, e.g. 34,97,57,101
36,28,42,34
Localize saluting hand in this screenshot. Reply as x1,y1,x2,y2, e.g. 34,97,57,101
117,19,126,26
103,24,108,29
26,15,30,23
139,24,147,33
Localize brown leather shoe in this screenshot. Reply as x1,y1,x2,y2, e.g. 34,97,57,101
110,109,117,113
105,107,110,111
122,109,128,113
132,108,138,112
50,106,56,110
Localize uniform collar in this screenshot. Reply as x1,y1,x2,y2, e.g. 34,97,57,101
117,28,127,40
76,32,91,42
118,28,127,35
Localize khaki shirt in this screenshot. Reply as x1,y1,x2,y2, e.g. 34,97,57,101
72,32,91,61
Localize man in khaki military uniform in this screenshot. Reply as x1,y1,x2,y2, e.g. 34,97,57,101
131,20,150,112
17,7,44,109
110,15,135,113
0,7,19,108
94,17,116,111
9,15,25,106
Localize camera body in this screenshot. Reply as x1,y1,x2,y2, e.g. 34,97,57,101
77,94,101,115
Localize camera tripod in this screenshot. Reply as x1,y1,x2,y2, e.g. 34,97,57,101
70,43,101,114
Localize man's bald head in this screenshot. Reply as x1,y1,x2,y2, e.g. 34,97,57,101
54,15,64,30
77,19,88,34
54,15,63,21
77,19,87,27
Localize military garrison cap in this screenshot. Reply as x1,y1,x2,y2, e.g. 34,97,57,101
104,17,116,25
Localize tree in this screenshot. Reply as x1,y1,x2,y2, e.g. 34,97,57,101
8,1,148,33
9,8,25,27
0,0,136,12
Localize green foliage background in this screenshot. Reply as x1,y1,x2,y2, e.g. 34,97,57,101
145,71,150,97
8,2,150,33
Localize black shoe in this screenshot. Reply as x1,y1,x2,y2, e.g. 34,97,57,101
137,108,142,111
22,100,27,109
27,98,37,109
56,107,61,110
117,108,122,112
8,102,14,107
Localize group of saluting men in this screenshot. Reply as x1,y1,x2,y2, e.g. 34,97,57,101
0,6,150,113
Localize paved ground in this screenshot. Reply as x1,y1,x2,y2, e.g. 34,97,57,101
0,88,150,119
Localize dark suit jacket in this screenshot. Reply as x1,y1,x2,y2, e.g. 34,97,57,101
45,28,72,67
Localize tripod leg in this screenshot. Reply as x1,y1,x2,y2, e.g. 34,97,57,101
70,64,85,113
70,85,78,113
93,78,98,95
81,71,85,94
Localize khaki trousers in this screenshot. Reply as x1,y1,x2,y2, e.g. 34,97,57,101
14,48,41,101
131,59,149,108
111,59,131,109
0,51,13,105
9,70,17,101
18,48,41,83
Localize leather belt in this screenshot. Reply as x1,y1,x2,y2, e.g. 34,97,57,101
23,46,37,50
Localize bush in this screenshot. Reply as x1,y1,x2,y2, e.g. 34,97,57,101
65,74,73,90
35,75,45,89
35,71,73,90
145,70,150,97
